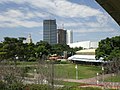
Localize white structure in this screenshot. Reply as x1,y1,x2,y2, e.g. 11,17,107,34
66,30,73,44
68,41,98,49
68,49,104,63
27,34,32,44
68,55,104,63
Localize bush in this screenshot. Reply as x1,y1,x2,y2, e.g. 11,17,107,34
58,86,102,90
0,81,24,90
25,84,51,90
0,81,6,89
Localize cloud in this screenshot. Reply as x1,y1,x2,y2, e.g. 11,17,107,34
53,0,102,18
0,0,103,18
0,0,117,34
74,28,115,33
0,20,42,28
0,9,45,28
29,0,103,18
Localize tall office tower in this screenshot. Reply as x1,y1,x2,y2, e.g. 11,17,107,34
43,20,57,44
66,30,73,44
58,29,67,44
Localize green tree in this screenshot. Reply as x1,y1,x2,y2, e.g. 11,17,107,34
95,36,120,73
35,41,51,60
95,36,120,60
0,37,28,61
25,43,36,61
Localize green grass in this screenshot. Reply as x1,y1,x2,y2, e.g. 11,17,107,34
25,63,101,79
54,64,101,79
15,62,101,79
104,74,120,82
4,61,37,66
55,80,81,87
16,61,37,65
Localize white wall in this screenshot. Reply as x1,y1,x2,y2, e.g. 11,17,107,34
68,41,98,49
66,30,73,44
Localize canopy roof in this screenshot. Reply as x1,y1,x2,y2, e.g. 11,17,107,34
96,0,120,26
68,55,104,63
76,49,95,55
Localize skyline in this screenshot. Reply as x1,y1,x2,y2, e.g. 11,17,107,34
0,0,120,43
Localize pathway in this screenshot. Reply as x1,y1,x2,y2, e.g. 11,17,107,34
62,74,120,89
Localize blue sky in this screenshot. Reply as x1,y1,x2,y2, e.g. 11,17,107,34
0,0,120,43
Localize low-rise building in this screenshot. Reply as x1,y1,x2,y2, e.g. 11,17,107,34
68,49,105,65
68,41,98,49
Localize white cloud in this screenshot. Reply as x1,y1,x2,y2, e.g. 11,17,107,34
0,9,45,28
0,0,103,18
0,0,117,34
53,0,102,18
4,9,24,18
0,20,42,28
59,21,108,29
74,28,115,33
26,0,102,18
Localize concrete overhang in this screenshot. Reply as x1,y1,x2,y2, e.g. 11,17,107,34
96,0,120,26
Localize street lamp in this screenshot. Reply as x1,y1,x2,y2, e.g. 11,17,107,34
75,64,78,80
16,56,18,60
102,66,104,89
96,73,99,85
14,55,19,68
102,66,104,81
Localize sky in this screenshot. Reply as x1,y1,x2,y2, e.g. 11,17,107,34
0,0,120,43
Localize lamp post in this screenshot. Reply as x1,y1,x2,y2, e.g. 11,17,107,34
96,73,99,85
102,66,104,89
34,69,37,84
14,55,18,68
102,66,104,82
51,60,54,90
75,64,78,80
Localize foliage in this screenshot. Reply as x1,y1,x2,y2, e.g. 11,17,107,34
95,36,120,73
95,36,120,61
104,74,120,82
0,37,81,61
58,86,102,90
0,81,24,90
24,84,51,90
0,37,28,61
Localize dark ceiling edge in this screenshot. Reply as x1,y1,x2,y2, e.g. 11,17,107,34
95,0,120,26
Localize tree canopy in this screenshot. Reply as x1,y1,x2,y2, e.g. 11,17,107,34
96,36,120,73
95,36,120,61
0,37,82,61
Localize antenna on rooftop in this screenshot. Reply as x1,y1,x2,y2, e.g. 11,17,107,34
62,24,64,29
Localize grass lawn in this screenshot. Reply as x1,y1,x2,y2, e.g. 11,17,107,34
15,62,101,79
104,74,120,82
16,61,37,65
54,64,101,79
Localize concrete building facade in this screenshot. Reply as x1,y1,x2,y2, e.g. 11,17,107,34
68,41,98,49
66,30,73,44
58,29,66,44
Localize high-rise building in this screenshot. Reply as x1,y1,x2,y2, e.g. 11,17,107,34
66,30,73,44
58,29,66,44
43,19,57,44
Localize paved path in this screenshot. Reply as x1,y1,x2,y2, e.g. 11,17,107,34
62,74,120,89
24,73,120,89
